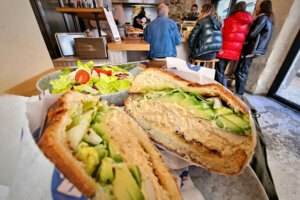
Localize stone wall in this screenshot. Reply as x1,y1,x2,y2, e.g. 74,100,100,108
168,0,210,22
246,0,300,94
168,0,196,22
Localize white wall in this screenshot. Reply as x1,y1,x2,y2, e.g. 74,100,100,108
245,0,300,94
252,0,300,94
0,0,54,93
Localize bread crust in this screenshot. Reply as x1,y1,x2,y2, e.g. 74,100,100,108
129,68,249,115
39,91,182,199
39,91,100,197
125,83,256,175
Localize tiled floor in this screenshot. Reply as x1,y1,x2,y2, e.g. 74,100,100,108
244,93,300,200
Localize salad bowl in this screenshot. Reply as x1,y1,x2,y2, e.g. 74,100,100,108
36,62,143,106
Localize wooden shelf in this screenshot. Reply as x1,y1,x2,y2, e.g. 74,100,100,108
56,7,107,20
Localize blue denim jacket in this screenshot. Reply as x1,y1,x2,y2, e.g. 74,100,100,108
144,14,182,59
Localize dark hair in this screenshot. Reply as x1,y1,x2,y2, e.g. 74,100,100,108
259,0,275,24
200,3,221,21
230,1,246,16
192,4,198,9
139,7,145,16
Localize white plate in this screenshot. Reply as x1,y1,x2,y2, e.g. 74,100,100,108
189,165,268,200
158,147,268,200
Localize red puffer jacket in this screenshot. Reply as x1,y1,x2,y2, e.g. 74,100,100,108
217,12,253,60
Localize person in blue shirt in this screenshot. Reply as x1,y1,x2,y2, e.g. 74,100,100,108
144,4,182,60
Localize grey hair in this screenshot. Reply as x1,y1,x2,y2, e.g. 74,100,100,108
157,3,168,15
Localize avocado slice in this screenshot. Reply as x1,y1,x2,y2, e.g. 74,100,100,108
108,141,123,163
83,128,102,145
94,144,108,161
76,142,100,175
92,123,110,143
194,107,216,120
97,157,114,184
82,101,97,112
206,97,223,109
113,167,144,200
181,95,201,106
130,165,142,187
215,107,234,116
67,109,95,151
216,116,245,135
160,91,186,101
222,114,251,131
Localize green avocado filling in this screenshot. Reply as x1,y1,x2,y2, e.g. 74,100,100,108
139,90,251,136
67,100,144,200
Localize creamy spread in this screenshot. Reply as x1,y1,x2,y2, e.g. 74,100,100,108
128,98,254,157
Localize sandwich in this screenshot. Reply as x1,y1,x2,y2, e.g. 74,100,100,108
38,90,182,200
124,68,256,175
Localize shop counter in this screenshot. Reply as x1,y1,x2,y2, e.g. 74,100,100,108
107,39,149,63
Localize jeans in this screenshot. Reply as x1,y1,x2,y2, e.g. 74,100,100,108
235,56,254,95
215,58,230,87
195,52,217,60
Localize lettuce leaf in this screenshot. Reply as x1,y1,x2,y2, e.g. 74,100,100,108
94,74,118,94
101,65,128,74
50,75,74,94
110,80,131,92
77,60,94,73
59,67,71,77
74,84,99,95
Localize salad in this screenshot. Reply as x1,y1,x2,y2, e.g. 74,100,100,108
50,61,133,95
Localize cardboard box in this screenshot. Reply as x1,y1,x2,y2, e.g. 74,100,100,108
75,37,107,59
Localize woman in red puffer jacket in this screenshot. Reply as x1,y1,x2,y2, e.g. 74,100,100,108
215,1,253,87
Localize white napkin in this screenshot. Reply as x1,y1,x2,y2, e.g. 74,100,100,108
165,57,216,84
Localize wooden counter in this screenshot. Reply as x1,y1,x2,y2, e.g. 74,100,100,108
108,40,150,51
4,67,64,97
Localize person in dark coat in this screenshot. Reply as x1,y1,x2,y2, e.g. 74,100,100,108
188,3,223,61
235,0,274,95
215,1,253,87
183,4,199,21
133,8,150,30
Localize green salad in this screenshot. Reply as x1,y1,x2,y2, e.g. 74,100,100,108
50,61,133,95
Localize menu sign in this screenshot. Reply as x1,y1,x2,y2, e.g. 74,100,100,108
103,8,121,41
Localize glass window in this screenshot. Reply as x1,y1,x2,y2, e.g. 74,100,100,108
275,49,300,106
216,0,232,20
236,0,257,14
217,0,258,20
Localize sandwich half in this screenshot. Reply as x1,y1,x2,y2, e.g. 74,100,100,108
39,90,182,200
124,68,256,175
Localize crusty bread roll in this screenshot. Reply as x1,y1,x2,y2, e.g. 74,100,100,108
39,91,182,200
125,68,256,175
128,68,248,114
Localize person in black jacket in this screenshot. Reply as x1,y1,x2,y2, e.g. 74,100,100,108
235,0,274,95
188,3,222,61
133,8,150,30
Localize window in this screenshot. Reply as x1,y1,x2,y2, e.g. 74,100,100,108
236,0,257,14
216,0,258,20
216,0,232,20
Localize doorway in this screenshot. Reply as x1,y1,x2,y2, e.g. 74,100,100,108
268,30,300,111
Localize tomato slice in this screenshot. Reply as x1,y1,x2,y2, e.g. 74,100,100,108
75,70,90,84
94,68,112,76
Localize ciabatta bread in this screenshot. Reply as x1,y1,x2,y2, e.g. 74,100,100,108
39,91,182,200
128,68,248,114
125,69,256,175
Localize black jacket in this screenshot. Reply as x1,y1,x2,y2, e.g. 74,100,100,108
188,15,222,59
243,15,273,56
